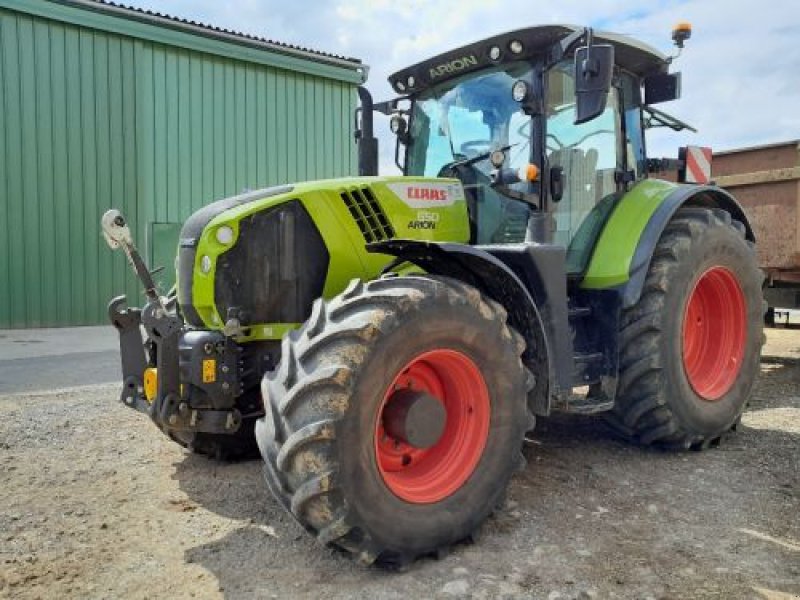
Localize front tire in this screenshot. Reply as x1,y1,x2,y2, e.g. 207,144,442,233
610,207,763,448
256,275,529,565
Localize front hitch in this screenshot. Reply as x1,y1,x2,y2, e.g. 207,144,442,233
102,210,243,435
108,295,149,413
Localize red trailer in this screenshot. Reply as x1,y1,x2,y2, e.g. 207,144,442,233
713,140,800,323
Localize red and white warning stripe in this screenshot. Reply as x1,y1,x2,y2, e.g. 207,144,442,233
684,145,713,184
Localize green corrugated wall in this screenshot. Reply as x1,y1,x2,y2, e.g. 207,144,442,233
0,0,360,327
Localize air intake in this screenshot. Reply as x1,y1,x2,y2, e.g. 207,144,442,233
340,187,396,243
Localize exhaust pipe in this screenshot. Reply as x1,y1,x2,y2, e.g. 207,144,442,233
356,86,379,176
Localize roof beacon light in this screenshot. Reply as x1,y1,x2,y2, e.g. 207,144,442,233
488,46,502,61
672,22,692,49
509,40,524,54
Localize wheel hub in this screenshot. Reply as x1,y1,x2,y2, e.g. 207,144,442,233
682,266,747,401
375,349,491,504
382,389,447,449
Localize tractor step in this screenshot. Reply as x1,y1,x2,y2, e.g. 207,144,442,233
568,306,592,319
561,393,614,414
573,351,604,365
572,351,605,387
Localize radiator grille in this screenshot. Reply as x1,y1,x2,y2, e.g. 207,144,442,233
340,187,395,243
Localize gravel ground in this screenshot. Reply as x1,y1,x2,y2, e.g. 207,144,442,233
1,329,798,599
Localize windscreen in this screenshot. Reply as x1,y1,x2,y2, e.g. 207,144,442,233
407,63,534,178
406,63,535,244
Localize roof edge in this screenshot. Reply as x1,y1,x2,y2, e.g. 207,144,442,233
3,0,367,84
388,24,667,95
714,139,800,156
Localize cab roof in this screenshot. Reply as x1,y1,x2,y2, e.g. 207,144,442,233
388,25,669,95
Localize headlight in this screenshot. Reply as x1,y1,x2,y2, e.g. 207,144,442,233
215,225,234,245
512,80,529,103
390,114,407,136
200,255,212,274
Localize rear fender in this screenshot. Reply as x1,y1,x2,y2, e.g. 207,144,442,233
368,240,570,415
582,179,755,308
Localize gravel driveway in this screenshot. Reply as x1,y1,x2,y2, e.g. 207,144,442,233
1,329,798,599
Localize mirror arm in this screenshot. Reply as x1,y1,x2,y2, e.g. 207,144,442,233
553,27,588,64
581,28,598,77
394,135,405,172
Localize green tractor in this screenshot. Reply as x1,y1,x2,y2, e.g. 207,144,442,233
103,23,763,565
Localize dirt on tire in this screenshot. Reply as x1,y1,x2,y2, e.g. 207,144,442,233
1,329,798,599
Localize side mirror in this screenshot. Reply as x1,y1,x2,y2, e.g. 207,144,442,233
574,44,614,124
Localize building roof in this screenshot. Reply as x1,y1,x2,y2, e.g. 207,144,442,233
6,0,366,83
65,0,361,65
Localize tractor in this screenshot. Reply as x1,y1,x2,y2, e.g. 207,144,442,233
103,23,763,566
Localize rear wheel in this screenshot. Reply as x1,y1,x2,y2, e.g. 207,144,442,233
256,275,529,565
610,207,763,448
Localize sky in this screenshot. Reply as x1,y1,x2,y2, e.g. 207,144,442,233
124,0,800,172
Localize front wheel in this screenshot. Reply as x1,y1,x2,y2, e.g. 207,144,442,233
610,207,763,449
256,275,530,565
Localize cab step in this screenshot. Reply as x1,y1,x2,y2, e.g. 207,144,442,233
561,392,614,414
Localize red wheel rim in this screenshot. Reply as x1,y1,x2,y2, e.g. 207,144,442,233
682,267,747,401
374,349,490,504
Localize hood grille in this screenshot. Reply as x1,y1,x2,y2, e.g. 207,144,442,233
340,187,395,243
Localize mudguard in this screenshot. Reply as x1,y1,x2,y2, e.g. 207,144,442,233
581,179,755,308
368,239,571,414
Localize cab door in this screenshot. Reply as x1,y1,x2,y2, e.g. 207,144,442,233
545,61,623,273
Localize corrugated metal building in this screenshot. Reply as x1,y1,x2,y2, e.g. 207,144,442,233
0,0,365,327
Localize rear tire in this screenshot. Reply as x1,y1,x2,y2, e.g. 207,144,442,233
609,207,763,449
256,275,529,565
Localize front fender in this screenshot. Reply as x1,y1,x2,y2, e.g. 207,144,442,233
582,179,755,308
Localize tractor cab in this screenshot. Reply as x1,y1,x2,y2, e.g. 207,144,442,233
361,25,682,273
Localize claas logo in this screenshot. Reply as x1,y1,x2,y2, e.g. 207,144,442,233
407,187,448,201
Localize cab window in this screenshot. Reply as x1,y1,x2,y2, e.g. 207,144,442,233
546,61,621,272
